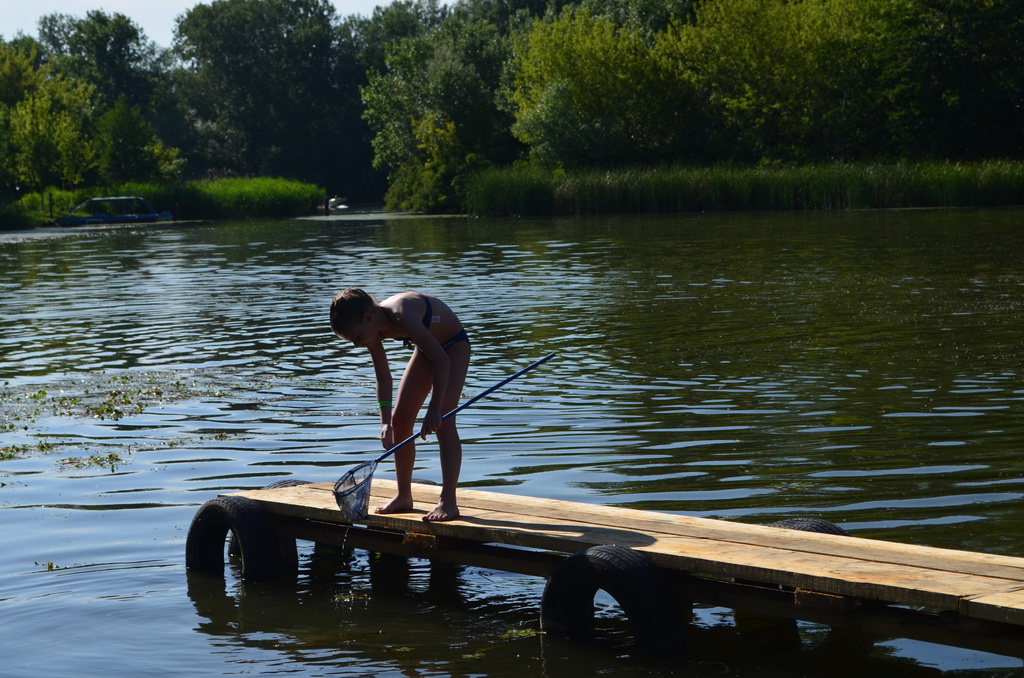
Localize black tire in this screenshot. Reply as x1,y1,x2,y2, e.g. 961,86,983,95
261,479,312,490
186,495,294,582
766,517,850,536
734,518,850,642
541,544,686,653
227,479,311,557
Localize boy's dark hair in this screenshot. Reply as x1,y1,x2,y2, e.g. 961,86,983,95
330,287,375,334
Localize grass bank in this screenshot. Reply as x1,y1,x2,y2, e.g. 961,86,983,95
465,161,1024,216
6,177,325,229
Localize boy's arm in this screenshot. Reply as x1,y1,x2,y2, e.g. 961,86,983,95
367,341,394,444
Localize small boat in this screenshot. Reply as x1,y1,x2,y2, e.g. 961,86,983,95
55,196,173,226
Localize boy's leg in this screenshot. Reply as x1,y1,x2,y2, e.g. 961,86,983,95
375,350,432,515
423,341,470,522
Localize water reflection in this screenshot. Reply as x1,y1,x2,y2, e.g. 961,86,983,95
183,546,964,677
186,551,555,677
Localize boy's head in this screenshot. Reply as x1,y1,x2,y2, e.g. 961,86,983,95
330,287,375,336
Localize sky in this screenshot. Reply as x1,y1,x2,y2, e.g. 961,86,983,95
2,0,394,48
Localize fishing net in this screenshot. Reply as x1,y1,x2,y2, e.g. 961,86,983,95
333,460,377,521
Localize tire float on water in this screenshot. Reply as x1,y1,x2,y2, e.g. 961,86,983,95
185,494,296,582
225,479,311,558
540,544,687,653
766,517,850,536
733,516,851,644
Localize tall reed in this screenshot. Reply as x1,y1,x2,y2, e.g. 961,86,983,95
465,161,1024,217
464,164,556,216
14,177,325,226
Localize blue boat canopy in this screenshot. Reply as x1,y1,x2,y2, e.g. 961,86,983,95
56,196,173,226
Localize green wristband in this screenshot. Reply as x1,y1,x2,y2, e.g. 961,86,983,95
378,401,392,409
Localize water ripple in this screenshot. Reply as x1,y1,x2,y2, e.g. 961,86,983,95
3,214,1024,674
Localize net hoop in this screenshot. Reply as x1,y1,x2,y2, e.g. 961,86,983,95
333,460,377,521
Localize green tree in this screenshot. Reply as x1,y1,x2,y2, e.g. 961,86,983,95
0,41,45,108
96,96,182,183
509,6,701,166
34,11,188,163
0,104,12,196
448,0,572,32
175,0,369,194
363,13,520,211
668,0,893,162
10,75,97,189
580,0,696,35
879,0,1024,159
37,11,162,112
0,41,45,195
348,0,449,72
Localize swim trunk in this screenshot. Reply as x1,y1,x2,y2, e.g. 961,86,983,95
441,328,470,349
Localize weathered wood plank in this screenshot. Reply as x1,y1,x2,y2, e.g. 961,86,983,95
678,574,1024,659
960,588,1024,625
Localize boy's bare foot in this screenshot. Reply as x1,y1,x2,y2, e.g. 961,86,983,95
374,496,414,515
422,500,460,522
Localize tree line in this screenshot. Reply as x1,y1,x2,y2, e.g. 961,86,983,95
1,0,1022,214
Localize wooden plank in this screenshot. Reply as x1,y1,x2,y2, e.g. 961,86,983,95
675,575,1024,659
961,588,1024,625
229,481,1024,613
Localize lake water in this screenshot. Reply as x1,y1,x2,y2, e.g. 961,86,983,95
2,208,1023,676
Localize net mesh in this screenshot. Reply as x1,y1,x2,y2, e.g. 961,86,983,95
333,460,377,521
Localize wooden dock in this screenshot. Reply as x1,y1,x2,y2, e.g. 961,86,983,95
191,478,1024,657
